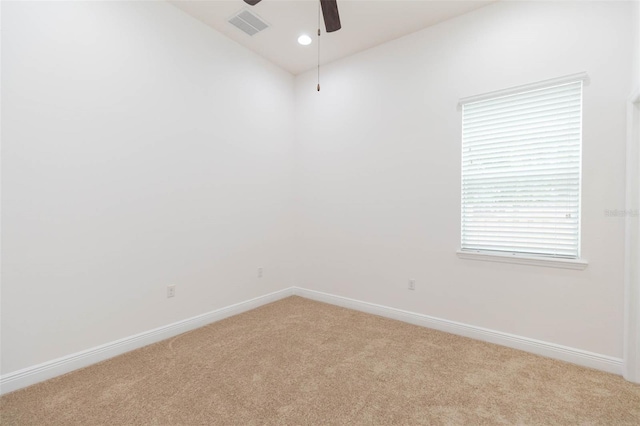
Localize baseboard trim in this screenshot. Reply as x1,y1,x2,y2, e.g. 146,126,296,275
292,287,623,375
1,285,624,395
0,288,294,395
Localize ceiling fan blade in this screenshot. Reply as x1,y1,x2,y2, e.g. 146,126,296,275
244,0,262,5
320,0,341,33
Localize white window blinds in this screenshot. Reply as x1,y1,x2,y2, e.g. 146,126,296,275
461,79,583,259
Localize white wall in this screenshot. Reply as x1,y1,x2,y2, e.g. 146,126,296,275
1,0,636,380
1,1,295,374
624,0,640,382
294,1,634,358
635,0,640,90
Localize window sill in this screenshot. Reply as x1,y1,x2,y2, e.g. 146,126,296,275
456,250,588,270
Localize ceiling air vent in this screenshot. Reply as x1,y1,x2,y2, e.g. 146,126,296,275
228,9,269,36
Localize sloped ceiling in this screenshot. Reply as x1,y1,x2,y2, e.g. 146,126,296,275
169,0,494,75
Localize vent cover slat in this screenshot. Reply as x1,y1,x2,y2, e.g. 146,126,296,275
228,9,269,36
238,10,268,31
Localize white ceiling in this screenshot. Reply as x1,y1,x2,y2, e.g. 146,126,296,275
169,0,493,75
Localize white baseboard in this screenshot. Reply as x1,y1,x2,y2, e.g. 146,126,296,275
1,285,625,395
292,287,623,375
0,288,294,396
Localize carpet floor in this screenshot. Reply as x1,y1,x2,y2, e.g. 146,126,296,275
1,296,639,425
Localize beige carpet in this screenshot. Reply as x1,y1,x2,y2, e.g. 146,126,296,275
1,296,639,425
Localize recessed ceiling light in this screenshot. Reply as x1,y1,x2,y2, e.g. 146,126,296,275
297,34,312,46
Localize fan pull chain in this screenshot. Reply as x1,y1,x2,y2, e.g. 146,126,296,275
317,1,321,91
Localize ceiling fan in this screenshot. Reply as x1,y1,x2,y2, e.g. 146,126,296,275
243,0,342,33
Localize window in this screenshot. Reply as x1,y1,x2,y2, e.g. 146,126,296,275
460,75,585,260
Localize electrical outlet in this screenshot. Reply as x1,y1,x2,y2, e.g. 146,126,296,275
258,267,263,278
408,279,415,291
167,285,176,298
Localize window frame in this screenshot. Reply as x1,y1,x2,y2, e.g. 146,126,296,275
457,73,589,269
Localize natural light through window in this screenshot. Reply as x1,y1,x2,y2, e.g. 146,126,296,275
460,77,584,259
